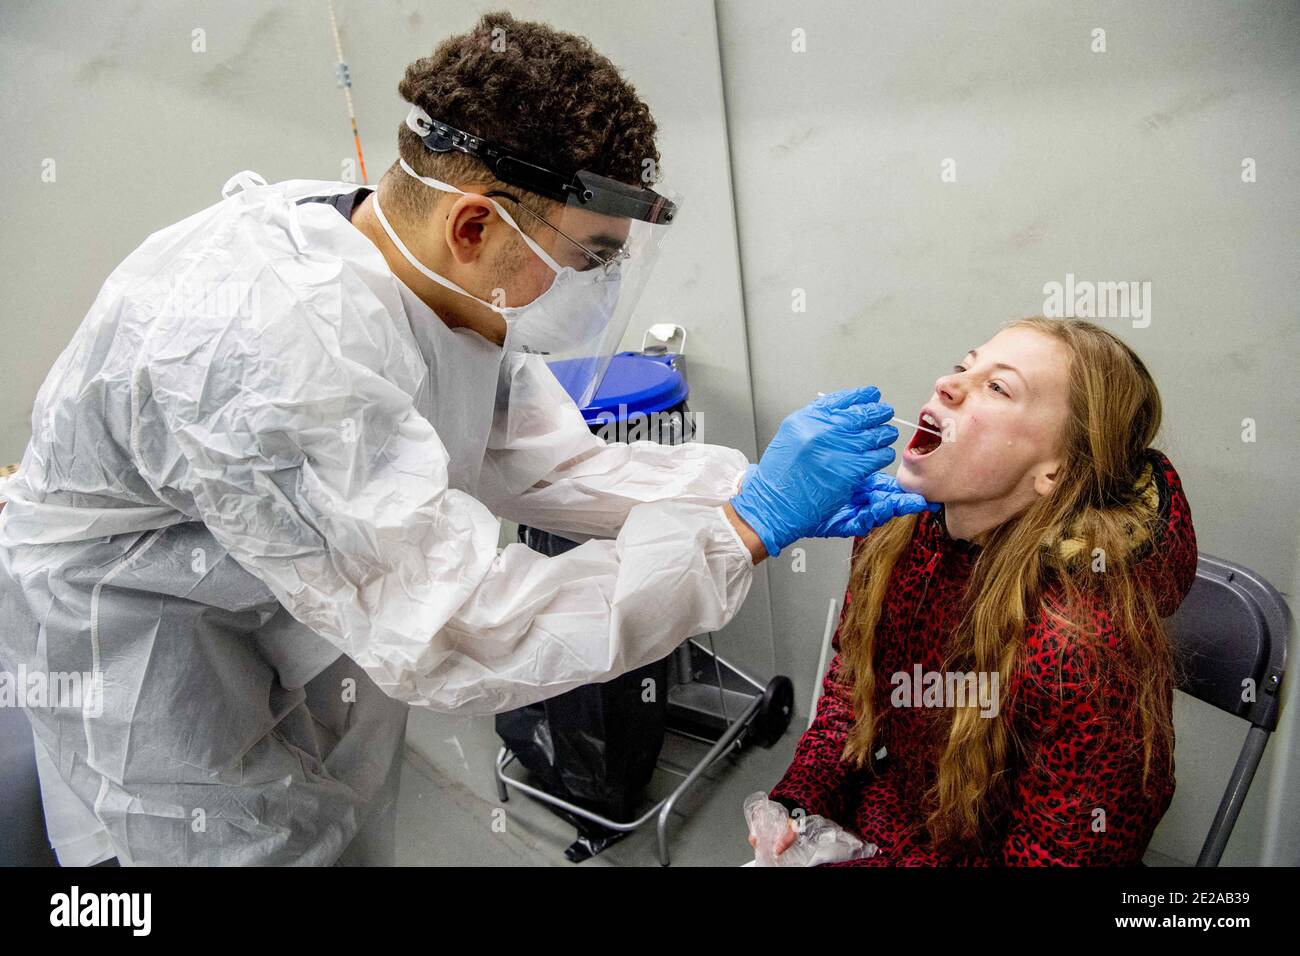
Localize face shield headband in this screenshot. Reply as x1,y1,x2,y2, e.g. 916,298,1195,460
403,104,676,225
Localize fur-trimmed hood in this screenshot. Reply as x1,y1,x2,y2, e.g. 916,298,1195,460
916,448,1197,618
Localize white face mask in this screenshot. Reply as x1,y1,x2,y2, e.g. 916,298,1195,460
370,159,621,354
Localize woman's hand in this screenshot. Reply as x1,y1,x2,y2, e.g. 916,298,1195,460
748,818,798,856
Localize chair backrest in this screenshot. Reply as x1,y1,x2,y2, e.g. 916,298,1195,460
1160,552,1291,864
1163,553,1290,730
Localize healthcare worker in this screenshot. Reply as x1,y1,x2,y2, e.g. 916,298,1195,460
0,13,931,866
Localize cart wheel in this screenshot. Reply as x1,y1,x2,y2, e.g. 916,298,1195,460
753,676,794,747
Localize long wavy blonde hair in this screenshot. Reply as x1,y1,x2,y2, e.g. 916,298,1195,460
839,317,1177,853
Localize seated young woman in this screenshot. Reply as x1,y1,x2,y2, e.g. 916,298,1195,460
757,317,1198,866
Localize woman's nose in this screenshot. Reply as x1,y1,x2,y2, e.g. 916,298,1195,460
933,374,963,404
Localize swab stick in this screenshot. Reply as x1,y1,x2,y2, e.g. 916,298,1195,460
890,416,944,439
813,393,945,440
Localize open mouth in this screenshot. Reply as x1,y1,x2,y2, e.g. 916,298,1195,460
906,409,944,458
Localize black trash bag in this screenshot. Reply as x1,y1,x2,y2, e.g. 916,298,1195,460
495,527,671,850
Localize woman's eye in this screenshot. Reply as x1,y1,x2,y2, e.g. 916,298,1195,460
953,363,1008,396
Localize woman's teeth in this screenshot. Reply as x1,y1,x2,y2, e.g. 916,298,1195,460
907,411,944,456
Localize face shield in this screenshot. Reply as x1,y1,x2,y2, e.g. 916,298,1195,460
405,105,679,409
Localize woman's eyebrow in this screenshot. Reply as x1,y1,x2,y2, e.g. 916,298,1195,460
964,349,1031,393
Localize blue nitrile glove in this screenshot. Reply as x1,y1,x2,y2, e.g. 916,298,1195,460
730,386,899,557
812,471,941,538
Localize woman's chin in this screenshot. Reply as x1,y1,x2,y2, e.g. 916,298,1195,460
895,461,927,496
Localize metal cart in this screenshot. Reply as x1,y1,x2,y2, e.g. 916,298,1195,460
493,325,794,865
495,634,793,865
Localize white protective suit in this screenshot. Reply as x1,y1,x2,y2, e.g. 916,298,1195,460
0,174,754,866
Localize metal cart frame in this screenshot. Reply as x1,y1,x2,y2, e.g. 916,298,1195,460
494,634,793,866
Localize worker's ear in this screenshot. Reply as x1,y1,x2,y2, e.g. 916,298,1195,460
444,195,496,266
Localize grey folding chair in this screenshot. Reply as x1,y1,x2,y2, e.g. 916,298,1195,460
1162,553,1291,866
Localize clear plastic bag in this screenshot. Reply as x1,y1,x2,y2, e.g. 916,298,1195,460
743,792,878,867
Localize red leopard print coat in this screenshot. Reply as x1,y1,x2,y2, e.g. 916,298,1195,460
769,449,1197,866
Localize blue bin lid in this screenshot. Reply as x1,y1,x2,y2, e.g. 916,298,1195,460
549,351,688,425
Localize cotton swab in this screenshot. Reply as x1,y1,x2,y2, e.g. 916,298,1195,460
890,416,944,439
814,393,945,440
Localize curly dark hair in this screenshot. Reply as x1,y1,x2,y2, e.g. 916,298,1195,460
388,10,660,223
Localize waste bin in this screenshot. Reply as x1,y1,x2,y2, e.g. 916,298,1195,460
494,346,693,859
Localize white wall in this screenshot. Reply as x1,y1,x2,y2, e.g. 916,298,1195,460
716,0,1300,864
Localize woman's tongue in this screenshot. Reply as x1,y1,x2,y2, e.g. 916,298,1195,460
909,424,941,455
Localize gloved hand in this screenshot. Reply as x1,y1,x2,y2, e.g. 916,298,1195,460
743,792,878,867
731,386,905,557
812,471,940,539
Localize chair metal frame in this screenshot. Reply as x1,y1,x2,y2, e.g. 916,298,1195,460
1163,553,1291,866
